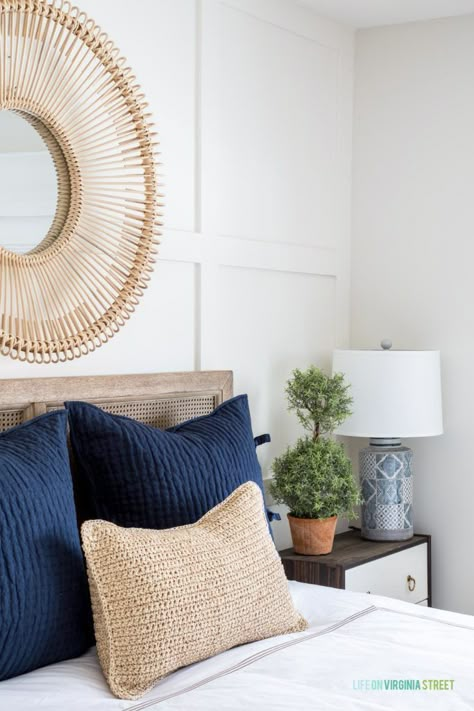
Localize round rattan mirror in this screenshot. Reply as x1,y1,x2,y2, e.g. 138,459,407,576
0,0,160,363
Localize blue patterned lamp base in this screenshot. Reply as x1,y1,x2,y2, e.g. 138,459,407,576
360,445,413,541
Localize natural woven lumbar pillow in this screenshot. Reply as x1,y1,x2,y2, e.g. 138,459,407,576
81,482,307,699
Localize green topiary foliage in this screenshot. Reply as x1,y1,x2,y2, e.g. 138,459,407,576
270,437,359,519
270,365,360,520
286,366,353,439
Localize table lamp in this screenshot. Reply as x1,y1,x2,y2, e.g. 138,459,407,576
332,341,443,541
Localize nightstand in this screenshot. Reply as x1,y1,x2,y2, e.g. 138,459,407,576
280,530,431,606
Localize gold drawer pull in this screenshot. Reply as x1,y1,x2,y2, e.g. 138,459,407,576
407,575,416,592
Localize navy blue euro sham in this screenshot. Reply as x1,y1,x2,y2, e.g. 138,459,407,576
0,411,93,682
66,395,273,530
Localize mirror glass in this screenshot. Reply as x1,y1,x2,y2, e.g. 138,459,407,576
0,111,58,254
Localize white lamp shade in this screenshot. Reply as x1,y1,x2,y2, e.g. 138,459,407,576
332,349,443,438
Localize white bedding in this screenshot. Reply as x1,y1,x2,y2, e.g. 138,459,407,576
2,581,474,710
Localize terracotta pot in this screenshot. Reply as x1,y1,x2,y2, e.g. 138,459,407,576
287,514,337,555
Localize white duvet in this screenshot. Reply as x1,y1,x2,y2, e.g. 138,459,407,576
1,581,474,710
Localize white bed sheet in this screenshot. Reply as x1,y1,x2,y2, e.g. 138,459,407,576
1,581,474,710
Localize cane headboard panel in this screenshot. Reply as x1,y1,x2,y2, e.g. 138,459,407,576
0,371,233,432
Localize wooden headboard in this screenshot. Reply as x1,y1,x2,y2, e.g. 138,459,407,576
0,371,233,432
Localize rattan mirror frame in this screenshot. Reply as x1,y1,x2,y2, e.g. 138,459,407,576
0,0,161,363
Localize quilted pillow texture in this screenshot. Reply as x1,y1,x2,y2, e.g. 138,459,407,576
66,395,270,529
0,411,93,681
82,481,307,699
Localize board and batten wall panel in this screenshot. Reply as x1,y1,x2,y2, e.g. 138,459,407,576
352,15,474,610
0,0,354,546
200,1,339,247
204,265,337,550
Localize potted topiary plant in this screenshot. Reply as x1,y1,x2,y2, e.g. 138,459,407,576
270,366,360,555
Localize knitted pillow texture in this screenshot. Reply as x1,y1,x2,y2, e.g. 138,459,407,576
66,395,271,528
81,482,307,700
0,411,93,681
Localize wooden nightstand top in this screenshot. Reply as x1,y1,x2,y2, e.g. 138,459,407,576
279,529,430,571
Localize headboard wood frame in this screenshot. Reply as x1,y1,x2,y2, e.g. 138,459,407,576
0,371,233,432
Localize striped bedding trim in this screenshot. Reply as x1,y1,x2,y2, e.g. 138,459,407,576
127,605,378,710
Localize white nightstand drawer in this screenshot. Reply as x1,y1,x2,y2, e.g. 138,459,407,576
345,543,428,604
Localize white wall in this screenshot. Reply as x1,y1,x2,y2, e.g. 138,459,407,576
0,152,57,251
0,0,354,550
0,112,57,252
352,15,474,612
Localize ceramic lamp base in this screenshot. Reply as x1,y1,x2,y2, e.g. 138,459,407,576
359,442,413,541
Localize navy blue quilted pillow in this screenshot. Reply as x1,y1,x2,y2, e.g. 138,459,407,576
0,411,93,681
66,395,271,529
